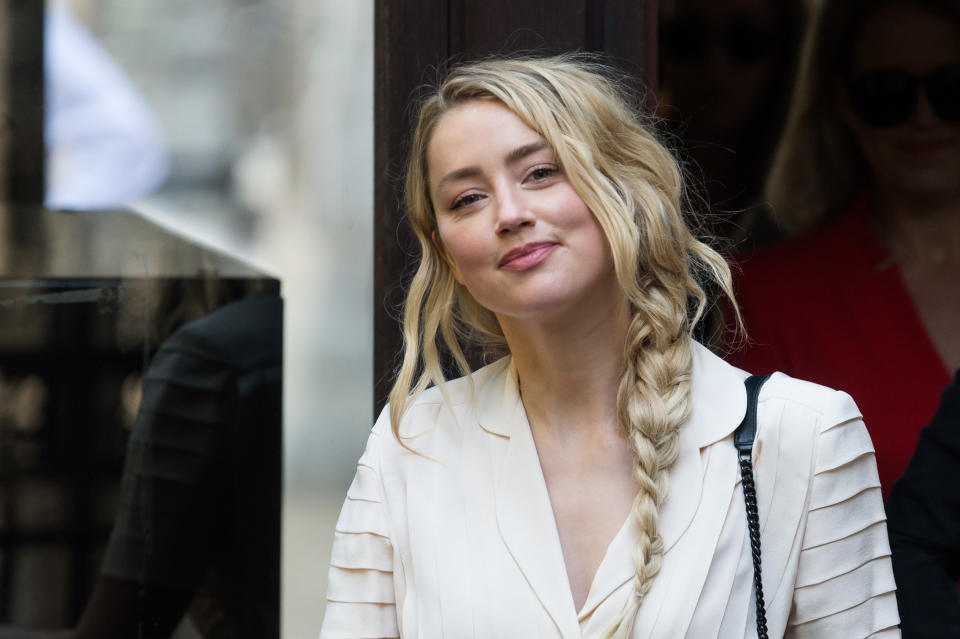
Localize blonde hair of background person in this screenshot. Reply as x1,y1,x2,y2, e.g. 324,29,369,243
764,0,960,232
391,53,735,638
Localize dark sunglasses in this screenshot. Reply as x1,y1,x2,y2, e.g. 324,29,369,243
661,16,776,66
844,65,960,127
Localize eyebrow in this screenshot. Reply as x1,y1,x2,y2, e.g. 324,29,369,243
434,141,551,192
505,141,550,165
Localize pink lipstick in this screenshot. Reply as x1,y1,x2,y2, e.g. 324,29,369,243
499,242,557,271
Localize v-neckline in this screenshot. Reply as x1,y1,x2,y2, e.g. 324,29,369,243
573,514,634,619
484,349,744,638
523,409,637,620
858,202,953,380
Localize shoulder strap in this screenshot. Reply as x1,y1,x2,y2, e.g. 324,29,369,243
734,374,771,452
734,373,771,639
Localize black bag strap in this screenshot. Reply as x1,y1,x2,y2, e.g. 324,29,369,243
734,374,771,639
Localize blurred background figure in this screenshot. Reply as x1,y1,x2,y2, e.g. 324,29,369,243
45,0,168,210
658,0,807,249
90,290,281,639
728,0,960,500
887,372,960,638
0,288,282,639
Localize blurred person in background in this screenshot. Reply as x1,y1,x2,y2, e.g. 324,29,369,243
658,0,806,249
727,0,960,500
0,288,282,639
45,0,168,209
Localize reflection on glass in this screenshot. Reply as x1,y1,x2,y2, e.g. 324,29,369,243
658,0,807,248
0,205,282,638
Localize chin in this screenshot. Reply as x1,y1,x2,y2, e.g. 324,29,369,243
895,169,960,200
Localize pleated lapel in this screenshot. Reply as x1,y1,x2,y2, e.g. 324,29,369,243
636,441,740,638
661,341,748,550
632,342,749,638
475,358,582,639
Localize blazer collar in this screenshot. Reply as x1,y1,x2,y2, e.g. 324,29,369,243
472,356,519,438
474,340,747,446
687,340,749,447
477,358,582,638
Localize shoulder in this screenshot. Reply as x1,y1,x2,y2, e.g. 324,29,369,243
732,206,875,307
754,373,877,493
736,203,867,271
371,356,512,442
759,372,864,434
159,294,283,372
755,373,873,474
724,209,879,374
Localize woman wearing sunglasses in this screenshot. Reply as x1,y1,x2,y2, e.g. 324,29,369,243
729,0,959,631
730,0,959,495
320,54,899,638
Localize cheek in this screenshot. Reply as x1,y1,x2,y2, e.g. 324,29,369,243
435,226,478,283
569,208,602,239
564,206,614,270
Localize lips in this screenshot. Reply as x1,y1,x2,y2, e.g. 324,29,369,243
498,241,558,271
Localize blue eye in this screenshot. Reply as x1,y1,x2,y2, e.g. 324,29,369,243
527,166,558,182
450,193,484,210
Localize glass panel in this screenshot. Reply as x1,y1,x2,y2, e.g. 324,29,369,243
0,0,373,636
0,205,282,637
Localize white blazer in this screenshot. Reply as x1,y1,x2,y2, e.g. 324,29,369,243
320,342,901,638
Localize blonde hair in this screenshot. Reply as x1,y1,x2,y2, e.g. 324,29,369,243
765,0,960,231
390,54,737,637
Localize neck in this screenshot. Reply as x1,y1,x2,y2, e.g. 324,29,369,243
872,185,960,268
498,293,630,441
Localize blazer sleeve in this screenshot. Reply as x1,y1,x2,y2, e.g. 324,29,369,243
786,393,901,638
320,425,400,639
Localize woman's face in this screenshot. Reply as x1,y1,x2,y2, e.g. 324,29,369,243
427,100,619,323
842,5,960,203
660,0,780,140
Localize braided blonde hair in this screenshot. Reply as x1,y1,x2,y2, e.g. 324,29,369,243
390,54,737,636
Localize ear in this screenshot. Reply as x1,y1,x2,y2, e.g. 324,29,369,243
431,230,464,285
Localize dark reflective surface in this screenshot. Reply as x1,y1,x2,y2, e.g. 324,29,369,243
0,205,281,638
658,0,806,250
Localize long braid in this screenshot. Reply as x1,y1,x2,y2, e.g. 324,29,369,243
602,293,694,638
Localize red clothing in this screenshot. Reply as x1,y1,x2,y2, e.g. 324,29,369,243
727,200,952,500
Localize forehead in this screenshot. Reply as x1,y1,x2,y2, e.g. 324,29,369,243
426,100,546,180
852,5,960,71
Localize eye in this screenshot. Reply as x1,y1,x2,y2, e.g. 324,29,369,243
449,192,485,211
525,165,559,184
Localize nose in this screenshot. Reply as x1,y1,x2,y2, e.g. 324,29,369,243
493,185,535,235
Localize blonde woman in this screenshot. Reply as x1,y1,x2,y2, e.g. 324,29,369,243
319,55,899,638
